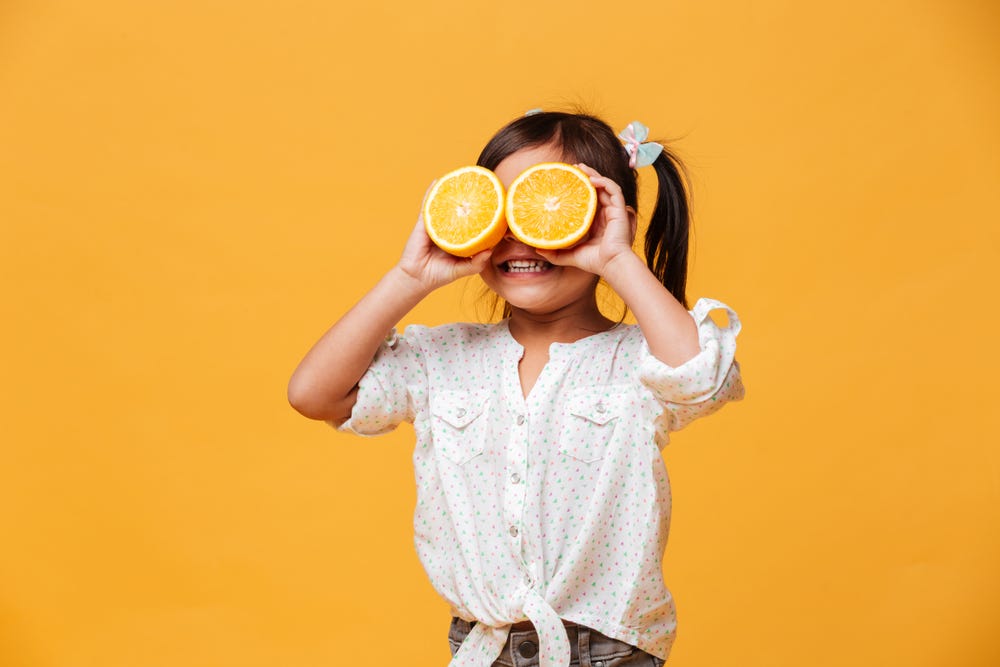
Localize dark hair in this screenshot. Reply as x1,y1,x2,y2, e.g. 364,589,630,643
476,111,691,316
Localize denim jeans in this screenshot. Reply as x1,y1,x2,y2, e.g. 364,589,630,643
448,617,666,667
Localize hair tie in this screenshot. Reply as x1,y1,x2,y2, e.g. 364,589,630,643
618,121,663,168
524,108,544,116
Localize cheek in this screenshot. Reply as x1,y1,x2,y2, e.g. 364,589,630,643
563,268,600,292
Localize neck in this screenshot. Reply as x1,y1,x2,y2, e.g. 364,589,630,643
506,296,616,347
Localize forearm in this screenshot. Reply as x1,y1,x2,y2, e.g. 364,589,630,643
601,252,700,367
287,265,431,421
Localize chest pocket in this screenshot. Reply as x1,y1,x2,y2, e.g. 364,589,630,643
557,387,627,463
430,390,490,465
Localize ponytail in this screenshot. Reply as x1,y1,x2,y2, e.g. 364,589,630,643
644,147,691,310
475,111,693,319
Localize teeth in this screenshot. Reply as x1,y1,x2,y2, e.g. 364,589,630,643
505,260,549,273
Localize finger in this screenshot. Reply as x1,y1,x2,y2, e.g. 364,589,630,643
596,187,617,211
585,172,626,205
415,179,438,227
589,173,625,199
420,178,438,205
401,217,428,255
579,164,627,208
407,215,435,248
593,181,628,216
413,178,439,231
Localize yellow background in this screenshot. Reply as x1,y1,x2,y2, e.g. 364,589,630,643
2,0,998,665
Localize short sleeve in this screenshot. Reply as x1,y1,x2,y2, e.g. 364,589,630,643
333,326,429,436
639,297,745,438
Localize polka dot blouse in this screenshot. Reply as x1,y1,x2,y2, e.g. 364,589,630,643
336,297,745,667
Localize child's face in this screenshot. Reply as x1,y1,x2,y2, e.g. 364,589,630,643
481,143,601,317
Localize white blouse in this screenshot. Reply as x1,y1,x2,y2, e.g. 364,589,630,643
337,297,745,667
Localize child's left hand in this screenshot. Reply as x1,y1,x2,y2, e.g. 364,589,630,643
535,164,638,277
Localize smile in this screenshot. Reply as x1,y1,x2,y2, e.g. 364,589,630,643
502,259,553,273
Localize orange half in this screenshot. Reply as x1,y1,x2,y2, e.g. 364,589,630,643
423,166,506,257
505,162,597,249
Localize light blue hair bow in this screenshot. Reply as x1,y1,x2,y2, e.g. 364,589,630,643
618,121,663,168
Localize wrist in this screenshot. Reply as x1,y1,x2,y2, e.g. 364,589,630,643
599,249,645,285
387,264,435,301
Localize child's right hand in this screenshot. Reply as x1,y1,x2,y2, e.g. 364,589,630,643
396,183,493,293
289,182,492,424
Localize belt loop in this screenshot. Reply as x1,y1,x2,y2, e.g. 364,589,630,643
577,626,592,667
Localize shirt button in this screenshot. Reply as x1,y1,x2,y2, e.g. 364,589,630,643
517,640,537,658
516,414,525,425
595,401,606,413
509,525,519,537
510,472,520,484
456,408,467,418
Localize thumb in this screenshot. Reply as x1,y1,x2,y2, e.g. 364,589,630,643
468,248,494,273
536,248,570,266
454,248,494,279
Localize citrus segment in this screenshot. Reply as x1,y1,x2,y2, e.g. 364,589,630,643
423,166,506,257
505,162,597,249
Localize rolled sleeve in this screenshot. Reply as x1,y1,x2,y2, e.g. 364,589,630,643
332,326,427,436
640,297,745,437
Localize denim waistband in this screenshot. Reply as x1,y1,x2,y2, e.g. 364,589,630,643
448,617,656,667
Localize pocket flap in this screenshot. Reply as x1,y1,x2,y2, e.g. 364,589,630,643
565,389,621,425
430,390,488,429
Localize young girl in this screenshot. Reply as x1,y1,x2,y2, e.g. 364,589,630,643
288,111,744,667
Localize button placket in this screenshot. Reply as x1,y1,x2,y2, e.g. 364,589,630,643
509,414,526,487
504,407,529,549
